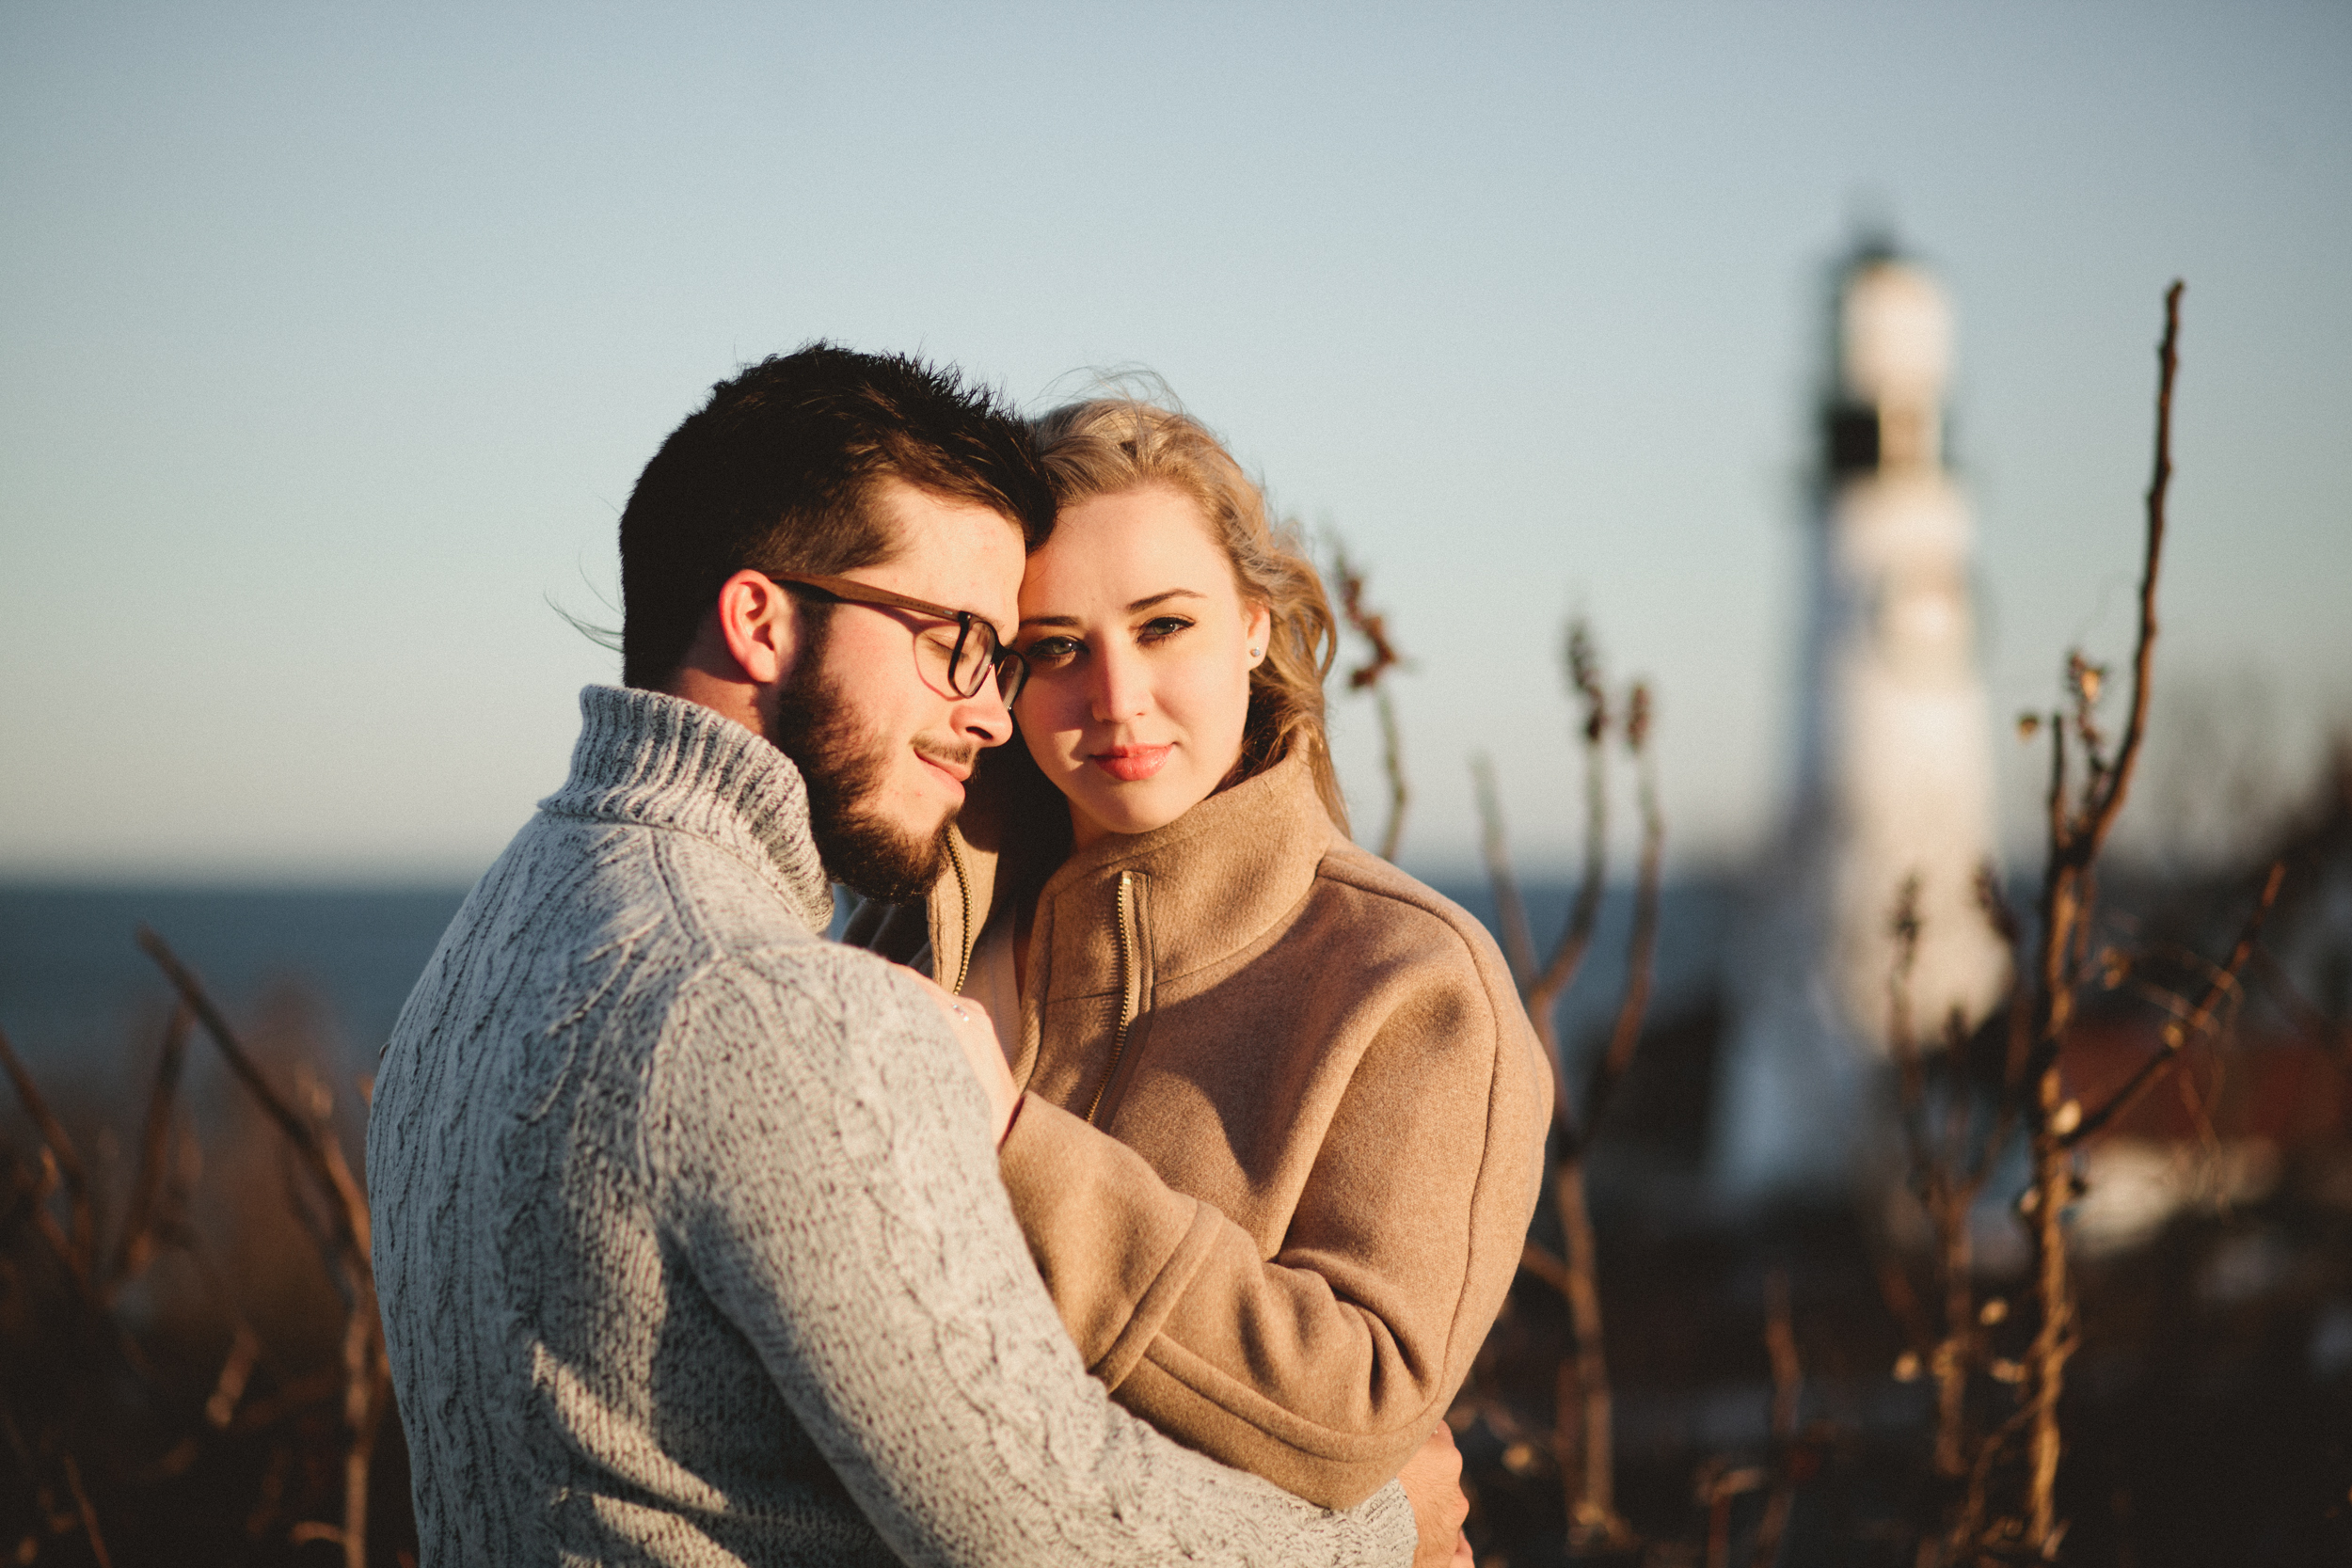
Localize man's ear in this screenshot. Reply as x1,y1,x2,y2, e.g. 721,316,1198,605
714,569,803,687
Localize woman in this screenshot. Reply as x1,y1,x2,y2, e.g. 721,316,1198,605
850,395,1549,1513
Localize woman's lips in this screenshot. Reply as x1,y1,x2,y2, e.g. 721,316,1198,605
1091,745,1171,783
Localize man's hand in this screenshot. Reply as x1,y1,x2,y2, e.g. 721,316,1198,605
907,971,1020,1146
1395,1423,1473,1568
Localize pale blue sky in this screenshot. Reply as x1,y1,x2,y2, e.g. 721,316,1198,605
4,2,2346,882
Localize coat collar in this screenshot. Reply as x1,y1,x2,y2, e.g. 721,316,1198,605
1037,749,1334,974
931,747,1336,994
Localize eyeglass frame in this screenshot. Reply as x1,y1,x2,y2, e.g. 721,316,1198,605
761,571,1029,706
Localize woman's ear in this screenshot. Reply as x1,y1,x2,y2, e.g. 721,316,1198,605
1244,601,1272,668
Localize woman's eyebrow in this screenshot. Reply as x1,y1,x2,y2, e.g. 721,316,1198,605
1019,588,1208,630
1124,588,1207,613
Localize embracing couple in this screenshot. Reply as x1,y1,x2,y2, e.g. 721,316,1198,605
368,345,1550,1566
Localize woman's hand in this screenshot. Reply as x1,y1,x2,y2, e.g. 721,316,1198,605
907,971,1020,1146
1396,1424,1473,1567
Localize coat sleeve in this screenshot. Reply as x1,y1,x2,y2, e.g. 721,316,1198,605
646,948,1418,1568
994,928,1551,1511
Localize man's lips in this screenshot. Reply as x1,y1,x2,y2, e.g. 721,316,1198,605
914,749,973,789
1090,744,1171,784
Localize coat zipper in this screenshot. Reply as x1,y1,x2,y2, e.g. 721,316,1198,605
946,835,975,995
1084,869,1141,1126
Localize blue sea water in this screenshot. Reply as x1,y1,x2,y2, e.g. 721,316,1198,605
0,883,473,1084
0,875,1736,1096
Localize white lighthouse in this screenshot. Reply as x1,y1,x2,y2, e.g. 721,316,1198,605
1719,243,2010,1201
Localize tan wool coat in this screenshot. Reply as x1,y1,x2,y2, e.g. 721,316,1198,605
847,748,1551,1509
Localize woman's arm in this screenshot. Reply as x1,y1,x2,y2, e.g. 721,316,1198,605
994,942,1550,1511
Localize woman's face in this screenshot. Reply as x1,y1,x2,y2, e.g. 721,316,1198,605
1013,484,1271,847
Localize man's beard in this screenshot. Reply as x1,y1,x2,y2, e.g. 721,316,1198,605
766,649,955,905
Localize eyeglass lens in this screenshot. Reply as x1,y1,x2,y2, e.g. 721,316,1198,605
932,617,1026,705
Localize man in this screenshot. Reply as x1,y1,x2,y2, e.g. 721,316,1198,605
369,345,1467,1566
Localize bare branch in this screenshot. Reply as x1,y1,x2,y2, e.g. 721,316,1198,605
1369,688,1409,863
135,927,387,1568
1749,1269,1802,1568
2082,280,2184,851
0,1022,95,1275
135,927,372,1263
1886,873,1927,1129
1518,1240,1571,1296
206,1327,263,1430
1476,616,1656,1559
1469,754,1538,993
2064,860,2283,1148
107,1003,190,1294
1974,860,2020,948
0,1152,104,1321
1554,1159,1632,1551
1579,685,1663,1145
1526,623,1612,1008
1333,543,1411,861
60,1450,113,1568
2008,281,2187,1556
340,1331,393,1568
0,1148,151,1379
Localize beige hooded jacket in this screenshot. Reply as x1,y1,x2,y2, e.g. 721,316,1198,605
846,747,1550,1509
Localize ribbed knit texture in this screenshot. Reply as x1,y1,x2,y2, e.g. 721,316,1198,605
367,686,1415,1567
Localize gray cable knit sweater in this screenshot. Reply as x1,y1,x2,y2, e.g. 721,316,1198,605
368,686,1416,1567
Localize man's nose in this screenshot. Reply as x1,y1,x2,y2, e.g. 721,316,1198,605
954,677,1013,747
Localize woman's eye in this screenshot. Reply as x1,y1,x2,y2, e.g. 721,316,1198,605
1137,617,1194,643
1020,635,1081,668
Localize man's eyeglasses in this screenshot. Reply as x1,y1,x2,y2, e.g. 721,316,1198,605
764,573,1029,706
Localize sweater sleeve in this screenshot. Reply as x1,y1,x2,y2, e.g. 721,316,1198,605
994,950,1549,1512
644,946,1416,1568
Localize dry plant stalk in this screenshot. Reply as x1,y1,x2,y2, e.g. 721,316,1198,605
1333,543,1412,861
1987,284,2183,1558
1861,282,2301,1564
1749,1268,1802,1568
1941,853,2277,1562
1,1003,200,1562
2061,862,2281,1148
1925,280,2281,1562
59,1450,113,1568
137,927,390,1568
0,1025,96,1276
1878,873,2023,1568
0,1023,153,1379
1884,874,2011,1491
108,1003,191,1294
1470,619,1662,1556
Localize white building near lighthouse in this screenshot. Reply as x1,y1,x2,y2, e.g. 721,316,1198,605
1717,244,2010,1201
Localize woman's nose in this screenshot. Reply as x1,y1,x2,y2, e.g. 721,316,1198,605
1088,642,1150,723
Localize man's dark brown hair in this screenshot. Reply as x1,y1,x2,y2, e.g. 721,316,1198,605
619,342,1055,689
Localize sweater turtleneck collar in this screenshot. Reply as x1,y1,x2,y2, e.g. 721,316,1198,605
541,686,836,935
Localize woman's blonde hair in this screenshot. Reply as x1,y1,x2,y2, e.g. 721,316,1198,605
1030,394,1349,833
